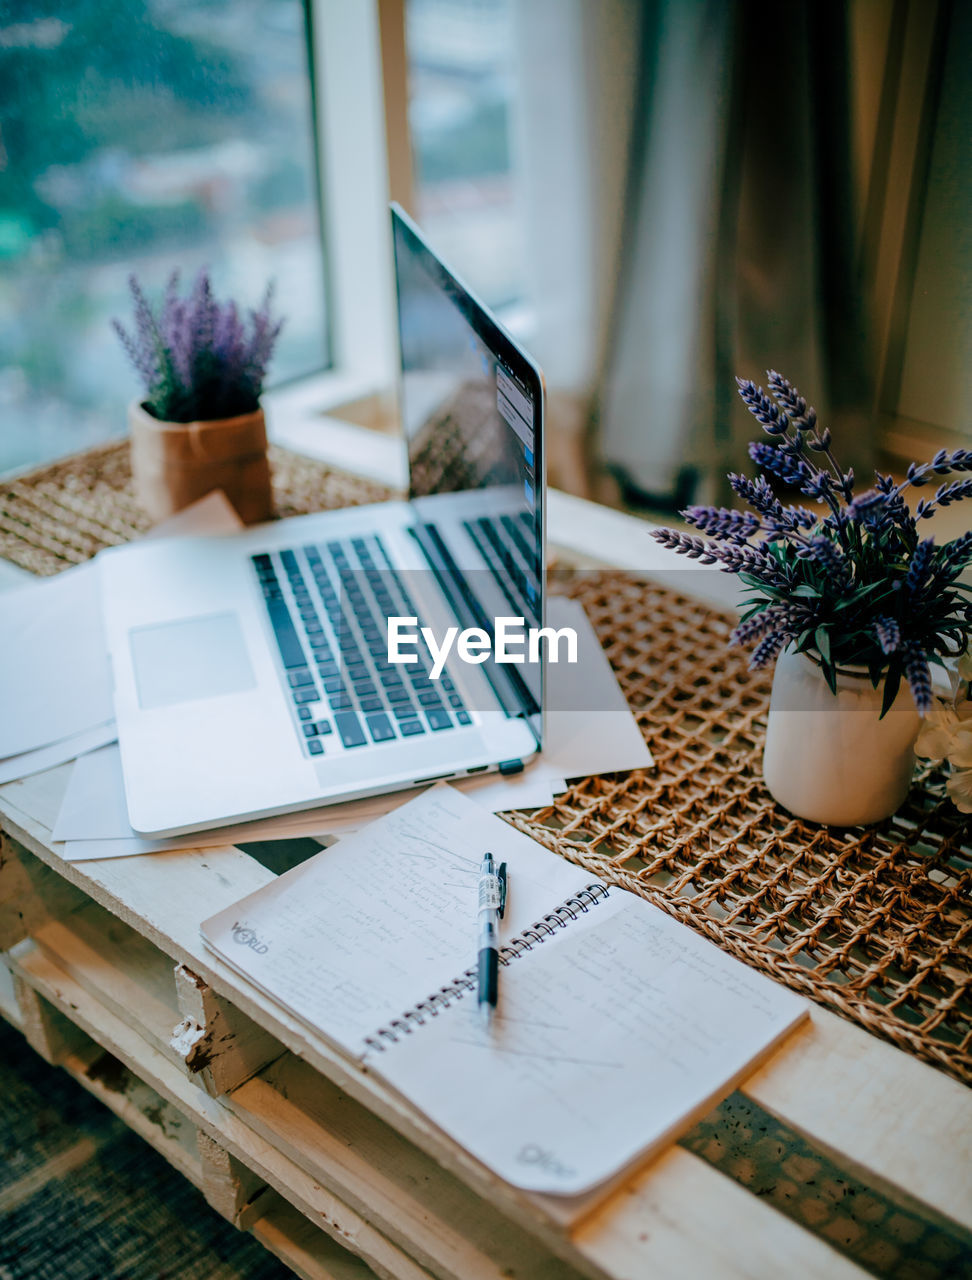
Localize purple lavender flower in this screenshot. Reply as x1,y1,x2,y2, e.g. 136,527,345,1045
682,506,762,543
873,616,900,655
796,535,849,588
766,370,817,431
731,602,813,647
113,268,284,423
903,538,936,599
906,448,972,487
750,631,789,669
735,379,789,435
903,645,933,715
915,478,972,519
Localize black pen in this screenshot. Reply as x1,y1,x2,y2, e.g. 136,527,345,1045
477,852,507,1029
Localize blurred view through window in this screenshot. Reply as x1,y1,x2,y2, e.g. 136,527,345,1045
405,0,523,309
0,0,328,475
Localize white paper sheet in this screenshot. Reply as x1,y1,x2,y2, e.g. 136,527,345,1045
0,562,112,758
0,491,243,781
0,723,117,785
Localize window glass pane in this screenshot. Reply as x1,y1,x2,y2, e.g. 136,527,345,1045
0,0,329,475
405,0,522,308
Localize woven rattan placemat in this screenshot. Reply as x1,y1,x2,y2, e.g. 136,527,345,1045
3,442,969,1085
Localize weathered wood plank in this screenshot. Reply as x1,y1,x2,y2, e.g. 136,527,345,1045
173,963,283,1096
10,943,432,1280
742,1007,972,1233
197,1129,272,1229
231,1054,587,1280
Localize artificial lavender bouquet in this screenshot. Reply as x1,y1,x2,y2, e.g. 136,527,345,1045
652,372,972,717
113,269,283,423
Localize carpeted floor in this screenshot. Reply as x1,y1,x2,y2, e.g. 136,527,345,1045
0,1025,290,1280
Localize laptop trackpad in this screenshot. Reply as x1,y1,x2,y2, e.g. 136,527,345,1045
130,612,256,710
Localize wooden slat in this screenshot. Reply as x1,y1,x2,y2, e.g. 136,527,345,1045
197,1129,272,1228
173,963,283,1096
741,1007,972,1233
252,1193,381,1280
10,942,432,1280
230,1054,585,1280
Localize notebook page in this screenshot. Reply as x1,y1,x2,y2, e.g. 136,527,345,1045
371,888,807,1196
200,784,595,1055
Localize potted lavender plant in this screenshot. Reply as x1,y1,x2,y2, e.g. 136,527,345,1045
113,269,283,524
653,372,972,825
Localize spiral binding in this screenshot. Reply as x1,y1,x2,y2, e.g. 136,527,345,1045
362,882,610,1053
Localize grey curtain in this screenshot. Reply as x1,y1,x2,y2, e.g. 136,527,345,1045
597,0,875,507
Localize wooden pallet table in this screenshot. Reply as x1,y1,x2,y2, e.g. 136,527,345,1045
1,422,970,1279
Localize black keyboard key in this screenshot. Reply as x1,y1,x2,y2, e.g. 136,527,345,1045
387,688,411,704
441,677,455,691
392,702,417,719
280,549,299,573
309,635,331,651
266,600,306,669
448,694,464,709
335,711,367,748
380,673,404,690
426,707,452,731
323,678,347,696
304,621,324,636
288,669,314,688
399,719,425,736
293,687,319,704
316,659,338,678
302,723,318,738
252,553,272,569
418,691,443,707
456,710,472,725
308,738,324,755
359,697,384,713
297,706,313,721
350,674,374,691
316,719,333,735
366,713,396,743
339,635,362,654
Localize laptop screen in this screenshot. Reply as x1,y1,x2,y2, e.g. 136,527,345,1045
391,205,544,717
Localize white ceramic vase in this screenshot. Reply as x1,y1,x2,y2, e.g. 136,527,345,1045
763,648,921,826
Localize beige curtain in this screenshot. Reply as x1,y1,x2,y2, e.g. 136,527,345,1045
597,0,877,507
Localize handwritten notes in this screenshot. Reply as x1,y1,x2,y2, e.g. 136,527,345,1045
202,784,807,1196
201,784,592,1053
376,892,807,1193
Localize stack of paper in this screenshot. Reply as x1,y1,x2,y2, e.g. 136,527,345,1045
0,493,243,784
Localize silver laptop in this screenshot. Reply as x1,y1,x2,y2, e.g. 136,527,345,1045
99,206,545,836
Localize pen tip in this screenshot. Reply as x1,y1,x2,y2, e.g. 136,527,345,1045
480,1003,495,1032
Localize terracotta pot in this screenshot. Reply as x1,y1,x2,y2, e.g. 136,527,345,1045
128,400,273,525
762,648,921,826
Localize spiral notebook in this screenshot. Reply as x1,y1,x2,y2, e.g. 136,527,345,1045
201,785,807,1201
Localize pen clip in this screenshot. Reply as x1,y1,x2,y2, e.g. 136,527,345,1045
497,862,508,919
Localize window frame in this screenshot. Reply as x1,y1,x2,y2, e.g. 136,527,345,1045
266,0,399,439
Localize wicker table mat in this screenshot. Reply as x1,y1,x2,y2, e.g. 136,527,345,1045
2,442,969,1086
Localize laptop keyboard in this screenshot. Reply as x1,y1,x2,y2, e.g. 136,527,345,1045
251,534,471,758
463,511,539,620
